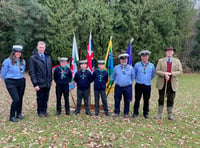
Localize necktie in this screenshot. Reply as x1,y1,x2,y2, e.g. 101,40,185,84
41,54,45,62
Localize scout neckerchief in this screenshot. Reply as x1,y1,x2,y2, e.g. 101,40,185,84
120,64,127,75
81,69,86,79
14,59,25,73
58,66,68,79
98,68,105,82
141,61,149,74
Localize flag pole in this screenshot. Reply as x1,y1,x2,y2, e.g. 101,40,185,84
105,36,113,97
130,38,134,44
106,81,114,98
70,91,76,107
88,32,92,105
104,36,112,66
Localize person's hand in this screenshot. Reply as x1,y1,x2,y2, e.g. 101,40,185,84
34,86,40,91
164,72,171,80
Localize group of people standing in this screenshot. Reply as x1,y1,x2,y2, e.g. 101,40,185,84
0,41,182,122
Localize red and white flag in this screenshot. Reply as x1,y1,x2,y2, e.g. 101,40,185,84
86,32,95,72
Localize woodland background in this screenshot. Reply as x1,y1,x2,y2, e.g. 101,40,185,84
0,0,200,71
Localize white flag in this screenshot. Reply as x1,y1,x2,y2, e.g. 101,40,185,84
71,34,79,78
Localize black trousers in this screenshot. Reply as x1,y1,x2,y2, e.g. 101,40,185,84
36,87,50,114
56,84,70,113
5,78,26,118
94,90,109,114
75,89,90,113
114,84,132,115
158,82,176,107
134,83,151,116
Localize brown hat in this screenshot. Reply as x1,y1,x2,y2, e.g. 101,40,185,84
165,46,176,52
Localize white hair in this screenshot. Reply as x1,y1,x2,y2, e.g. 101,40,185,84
37,41,46,46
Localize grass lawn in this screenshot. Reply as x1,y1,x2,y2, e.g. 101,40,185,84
0,74,199,147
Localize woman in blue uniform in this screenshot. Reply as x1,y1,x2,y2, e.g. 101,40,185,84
1,45,26,122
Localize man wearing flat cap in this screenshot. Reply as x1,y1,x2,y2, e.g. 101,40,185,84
113,53,135,118
133,50,155,119
155,46,182,120
54,57,72,116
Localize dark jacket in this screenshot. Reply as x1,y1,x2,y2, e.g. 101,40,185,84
54,66,72,85
29,49,52,88
93,69,108,91
74,69,93,90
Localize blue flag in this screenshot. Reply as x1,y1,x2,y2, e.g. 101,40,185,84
126,38,134,65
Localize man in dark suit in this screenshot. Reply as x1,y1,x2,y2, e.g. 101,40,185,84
29,41,52,117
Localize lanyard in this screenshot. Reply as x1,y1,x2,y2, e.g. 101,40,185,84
141,62,149,74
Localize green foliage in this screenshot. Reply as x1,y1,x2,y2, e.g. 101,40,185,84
14,0,49,57
0,0,195,67
42,0,76,61
75,0,114,60
189,15,200,71
112,0,194,64
0,0,21,62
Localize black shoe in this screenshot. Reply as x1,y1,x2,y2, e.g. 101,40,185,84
44,112,49,117
133,114,138,118
105,112,110,116
144,115,149,119
73,111,80,115
124,114,129,118
16,114,24,120
55,112,61,116
86,112,93,116
113,114,119,118
38,113,44,117
65,112,70,115
10,117,18,122
95,112,99,116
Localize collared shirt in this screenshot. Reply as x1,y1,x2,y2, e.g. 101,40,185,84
1,58,26,81
113,64,135,87
38,52,46,61
134,61,155,86
166,57,172,63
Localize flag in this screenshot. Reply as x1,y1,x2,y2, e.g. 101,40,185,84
126,38,134,65
71,34,79,78
87,32,95,72
104,36,114,95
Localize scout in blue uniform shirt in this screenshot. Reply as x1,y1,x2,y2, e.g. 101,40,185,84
1,45,26,122
93,60,110,116
133,50,155,119
54,57,72,116
74,60,93,115
113,53,135,118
